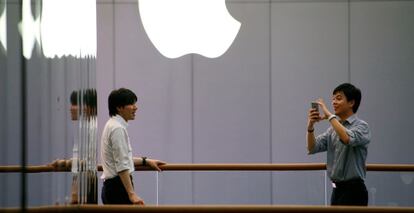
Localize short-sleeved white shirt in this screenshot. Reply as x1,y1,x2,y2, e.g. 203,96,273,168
100,115,134,180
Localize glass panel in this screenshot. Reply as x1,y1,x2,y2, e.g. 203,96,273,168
157,171,193,205
194,171,272,204
1,0,22,208
0,0,6,208
133,171,160,205
366,172,414,207
273,171,327,205
156,170,414,206
157,171,326,205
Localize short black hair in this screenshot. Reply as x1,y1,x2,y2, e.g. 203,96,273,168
108,88,137,117
333,83,361,113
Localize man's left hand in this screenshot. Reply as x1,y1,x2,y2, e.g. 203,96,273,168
316,98,333,120
146,159,167,172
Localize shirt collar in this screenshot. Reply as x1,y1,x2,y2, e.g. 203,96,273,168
113,114,128,128
342,114,357,125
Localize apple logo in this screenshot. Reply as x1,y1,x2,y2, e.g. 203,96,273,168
138,0,241,58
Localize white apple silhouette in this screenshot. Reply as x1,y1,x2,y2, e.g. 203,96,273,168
138,0,241,58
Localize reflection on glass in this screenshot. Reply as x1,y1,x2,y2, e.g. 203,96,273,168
400,172,414,185
20,0,96,59
21,0,40,59
0,0,6,208
366,172,414,206
15,0,97,205
41,0,96,58
71,88,98,204
0,0,6,53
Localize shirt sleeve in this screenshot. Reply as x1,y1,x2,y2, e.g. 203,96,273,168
309,128,330,154
110,127,132,173
344,121,371,147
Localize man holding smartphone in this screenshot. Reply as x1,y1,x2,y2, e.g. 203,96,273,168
307,83,371,206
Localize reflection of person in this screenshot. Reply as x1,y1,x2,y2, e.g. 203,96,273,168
69,90,80,204
307,83,371,206
70,91,79,121
50,89,98,204
50,90,80,204
101,88,166,205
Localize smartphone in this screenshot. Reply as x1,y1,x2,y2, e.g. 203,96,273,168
311,102,319,112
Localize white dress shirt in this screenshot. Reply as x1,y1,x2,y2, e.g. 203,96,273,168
100,115,134,180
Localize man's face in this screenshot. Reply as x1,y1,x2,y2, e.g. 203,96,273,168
117,103,138,121
332,91,354,116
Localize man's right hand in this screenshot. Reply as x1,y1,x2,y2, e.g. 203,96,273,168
308,108,321,128
129,192,145,205
307,107,320,152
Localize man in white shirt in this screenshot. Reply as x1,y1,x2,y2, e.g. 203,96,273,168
101,88,166,205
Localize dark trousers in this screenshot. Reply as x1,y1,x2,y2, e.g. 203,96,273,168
331,178,368,206
101,175,133,204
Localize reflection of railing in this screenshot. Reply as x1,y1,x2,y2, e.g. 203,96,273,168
2,204,414,213
1,163,414,172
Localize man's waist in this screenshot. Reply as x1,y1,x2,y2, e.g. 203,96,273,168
104,174,133,183
332,178,364,188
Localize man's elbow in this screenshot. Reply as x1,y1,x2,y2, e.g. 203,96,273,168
307,146,314,155
341,136,350,145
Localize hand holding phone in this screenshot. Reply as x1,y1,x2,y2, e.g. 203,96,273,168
308,102,321,127
311,102,319,112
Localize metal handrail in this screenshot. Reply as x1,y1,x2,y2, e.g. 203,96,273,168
1,163,413,173
2,204,414,213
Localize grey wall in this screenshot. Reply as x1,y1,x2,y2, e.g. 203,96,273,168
1,0,413,207
95,0,414,206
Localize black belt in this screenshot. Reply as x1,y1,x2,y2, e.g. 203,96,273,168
332,178,364,188
104,175,133,185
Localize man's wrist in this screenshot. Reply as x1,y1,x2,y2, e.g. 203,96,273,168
142,157,147,166
328,114,337,122
307,123,314,133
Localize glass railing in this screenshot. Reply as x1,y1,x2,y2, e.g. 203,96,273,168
366,171,414,206
1,163,414,212
155,170,327,205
